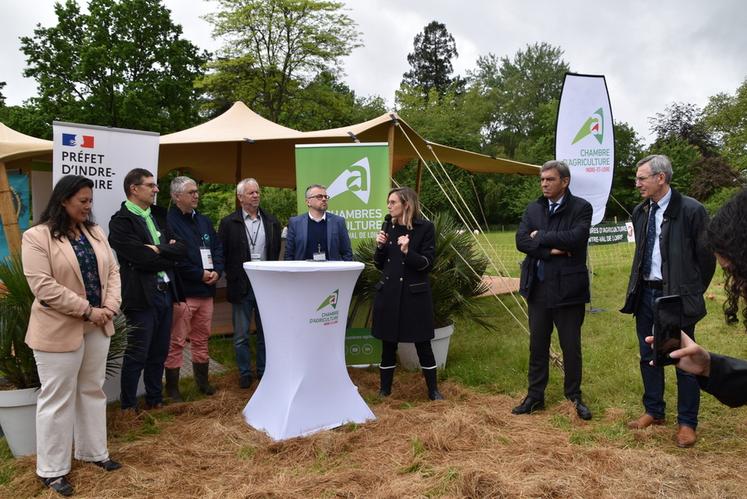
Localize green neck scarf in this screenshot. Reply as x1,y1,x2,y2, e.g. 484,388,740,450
125,200,167,281
125,200,161,245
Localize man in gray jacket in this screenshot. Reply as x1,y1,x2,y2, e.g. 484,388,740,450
621,154,716,448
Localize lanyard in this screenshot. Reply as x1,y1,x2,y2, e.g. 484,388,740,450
244,216,261,250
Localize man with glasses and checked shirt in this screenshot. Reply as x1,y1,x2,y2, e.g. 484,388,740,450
284,184,353,262
621,154,715,448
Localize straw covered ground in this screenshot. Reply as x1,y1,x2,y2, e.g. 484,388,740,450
5,369,747,498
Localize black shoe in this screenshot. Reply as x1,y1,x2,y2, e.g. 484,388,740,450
39,475,74,496
92,458,122,471
572,398,592,420
511,396,544,415
239,374,253,389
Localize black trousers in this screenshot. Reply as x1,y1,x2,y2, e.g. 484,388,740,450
381,340,436,368
527,281,585,400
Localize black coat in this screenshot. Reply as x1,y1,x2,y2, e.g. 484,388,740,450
620,188,716,325
516,190,592,307
218,208,281,304
699,354,747,408
108,203,186,311
371,219,436,343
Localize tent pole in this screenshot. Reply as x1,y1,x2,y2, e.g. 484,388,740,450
0,161,22,256
415,159,424,194
387,123,395,182
235,142,243,210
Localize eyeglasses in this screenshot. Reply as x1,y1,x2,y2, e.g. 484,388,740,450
136,182,158,189
635,173,660,183
184,190,199,197
307,194,329,200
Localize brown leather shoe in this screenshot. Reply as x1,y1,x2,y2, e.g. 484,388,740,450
627,413,666,429
675,425,697,448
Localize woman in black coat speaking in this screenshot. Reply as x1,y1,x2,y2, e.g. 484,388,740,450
371,187,443,400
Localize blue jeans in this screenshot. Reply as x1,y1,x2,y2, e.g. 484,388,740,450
121,288,173,409
231,290,265,379
635,287,700,428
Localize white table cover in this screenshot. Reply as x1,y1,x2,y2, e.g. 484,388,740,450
241,261,375,440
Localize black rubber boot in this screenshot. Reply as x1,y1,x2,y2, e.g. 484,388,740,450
164,367,183,402
422,367,444,401
193,362,216,395
379,366,395,397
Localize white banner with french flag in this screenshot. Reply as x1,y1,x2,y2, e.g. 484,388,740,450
53,122,160,234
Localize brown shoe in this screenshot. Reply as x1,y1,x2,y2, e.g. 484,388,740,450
675,425,697,448
627,413,666,430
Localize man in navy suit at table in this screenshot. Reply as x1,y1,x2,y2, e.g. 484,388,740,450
284,184,353,262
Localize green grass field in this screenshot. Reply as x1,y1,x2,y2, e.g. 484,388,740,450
444,233,747,451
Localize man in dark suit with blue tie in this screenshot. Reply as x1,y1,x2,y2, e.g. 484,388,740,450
621,154,715,447
284,184,353,261
513,160,593,421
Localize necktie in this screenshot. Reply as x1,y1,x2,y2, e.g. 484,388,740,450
641,202,659,278
536,202,559,282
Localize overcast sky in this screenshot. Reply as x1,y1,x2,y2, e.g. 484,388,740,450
2,0,746,143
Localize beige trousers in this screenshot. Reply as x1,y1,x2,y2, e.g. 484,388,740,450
33,325,111,477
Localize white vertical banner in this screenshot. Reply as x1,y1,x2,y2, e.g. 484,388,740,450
555,73,615,225
53,121,160,234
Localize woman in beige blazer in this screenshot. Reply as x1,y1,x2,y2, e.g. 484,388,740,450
22,175,122,497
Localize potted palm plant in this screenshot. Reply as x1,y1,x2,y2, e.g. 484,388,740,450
0,254,129,457
350,212,490,370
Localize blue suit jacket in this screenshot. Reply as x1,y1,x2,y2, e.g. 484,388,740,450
284,212,353,261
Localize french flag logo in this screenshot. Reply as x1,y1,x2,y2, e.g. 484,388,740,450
62,133,95,148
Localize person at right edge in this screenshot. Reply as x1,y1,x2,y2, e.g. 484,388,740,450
371,187,443,401
621,154,716,448
513,160,593,421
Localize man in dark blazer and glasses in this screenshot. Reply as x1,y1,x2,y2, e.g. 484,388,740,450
514,160,593,421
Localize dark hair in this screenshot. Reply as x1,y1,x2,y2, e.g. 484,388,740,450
123,168,154,197
541,160,571,180
37,175,96,240
707,188,747,328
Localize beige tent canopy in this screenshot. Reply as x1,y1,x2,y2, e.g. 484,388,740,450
160,102,539,187
0,123,53,253
1,104,539,254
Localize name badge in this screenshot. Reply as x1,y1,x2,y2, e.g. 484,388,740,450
251,253,262,261
200,248,214,269
312,251,327,262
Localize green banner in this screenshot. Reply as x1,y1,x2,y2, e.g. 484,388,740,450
345,328,382,367
294,143,390,247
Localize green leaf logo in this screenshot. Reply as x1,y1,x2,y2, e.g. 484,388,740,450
572,108,604,145
317,289,339,311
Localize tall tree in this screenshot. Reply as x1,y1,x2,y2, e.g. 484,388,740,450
0,82,6,108
704,79,747,171
20,0,207,133
401,21,461,99
201,0,362,124
469,42,570,158
649,102,715,156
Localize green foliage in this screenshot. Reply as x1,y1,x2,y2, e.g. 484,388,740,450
20,0,207,133
201,0,362,124
0,256,38,389
351,212,490,329
649,101,715,156
469,43,570,159
402,21,462,99
261,187,297,227
0,254,130,390
703,79,747,171
606,122,644,219
197,183,236,228
703,186,742,215
645,136,701,195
